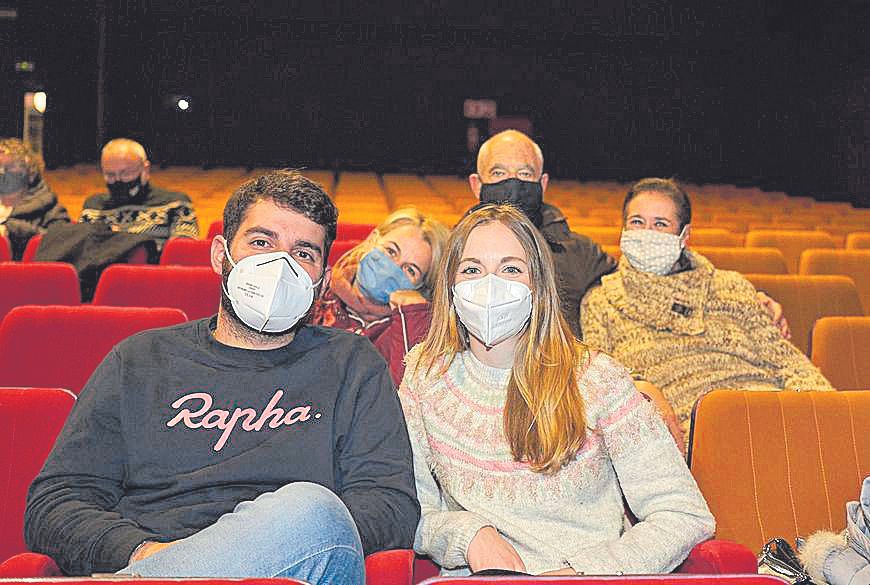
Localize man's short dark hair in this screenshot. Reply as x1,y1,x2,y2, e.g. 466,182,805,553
223,170,338,262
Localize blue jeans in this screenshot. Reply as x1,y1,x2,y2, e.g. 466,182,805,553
121,482,365,585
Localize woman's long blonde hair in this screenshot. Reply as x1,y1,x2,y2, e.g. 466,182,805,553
413,204,589,474
333,207,449,300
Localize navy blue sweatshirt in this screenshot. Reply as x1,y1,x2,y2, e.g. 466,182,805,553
25,317,420,575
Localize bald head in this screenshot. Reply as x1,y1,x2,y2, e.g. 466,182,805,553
100,138,150,188
469,130,548,199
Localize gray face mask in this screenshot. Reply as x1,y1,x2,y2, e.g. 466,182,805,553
0,171,28,195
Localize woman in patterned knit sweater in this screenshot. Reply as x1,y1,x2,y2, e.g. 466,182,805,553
399,204,714,577
581,178,835,438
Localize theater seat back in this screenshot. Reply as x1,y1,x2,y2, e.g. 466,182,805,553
0,387,76,561
0,305,187,394
744,274,863,354
93,265,221,320
799,249,870,314
691,246,788,274
745,229,836,273
0,263,80,324
689,390,870,552
811,316,870,390
160,237,213,266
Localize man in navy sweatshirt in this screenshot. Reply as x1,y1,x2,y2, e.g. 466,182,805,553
24,171,420,585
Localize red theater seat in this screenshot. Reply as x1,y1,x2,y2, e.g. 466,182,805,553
337,222,376,241
0,262,80,323
0,388,76,564
21,234,42,262
207,219,224,239
93,265,221,320
0,305,187,394
160,237,213,266
328,239,362,266
415,575,780,584
0,236,10,262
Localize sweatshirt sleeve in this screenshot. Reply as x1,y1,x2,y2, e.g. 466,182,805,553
566,356,715,574
397,353,493,569
579,287,613,352
335,345,421,555
726,273,835,391
24,349,157,575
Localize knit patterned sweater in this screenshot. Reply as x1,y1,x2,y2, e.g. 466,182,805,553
581,252,835,436
398,346,714,576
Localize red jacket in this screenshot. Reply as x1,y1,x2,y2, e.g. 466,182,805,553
312,290,432,385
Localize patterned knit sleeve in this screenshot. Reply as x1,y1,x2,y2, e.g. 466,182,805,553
579,286,612,352
566,354,715,574
725,273,836,391
169,200,200,239
397,348,494,569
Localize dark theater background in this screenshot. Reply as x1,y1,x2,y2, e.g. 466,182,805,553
2,0,869,206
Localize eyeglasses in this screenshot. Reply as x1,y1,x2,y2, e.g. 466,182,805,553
102,166,143,182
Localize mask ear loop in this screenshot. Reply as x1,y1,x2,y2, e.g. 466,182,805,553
220,238,238,301
677,224,690,248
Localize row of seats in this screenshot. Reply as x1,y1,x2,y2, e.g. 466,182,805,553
1,385,864,583
1,303,868,397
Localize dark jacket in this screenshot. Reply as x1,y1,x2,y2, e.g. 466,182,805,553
539,203,618,338
4,176,70,260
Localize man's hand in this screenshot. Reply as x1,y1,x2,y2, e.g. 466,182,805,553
635,381,686,457
757,291,791,339
129,540,176,564
388,289,427,309
466,526,526,574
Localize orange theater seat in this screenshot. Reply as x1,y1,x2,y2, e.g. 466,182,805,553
846,231,870,249
745,229,837,273
160,237,213,266
811,316,870,390
744,274,863,354
0,262,80,323
689,390,870,553
93,265,221,320
575,226,621,246
799,249,870,314
688,228,744,247
0,305,187,394
0,388,76,563
691,246,787,274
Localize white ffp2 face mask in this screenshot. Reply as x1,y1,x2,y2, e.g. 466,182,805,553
453,274,533,347
620,225,689,275
222,240,321,333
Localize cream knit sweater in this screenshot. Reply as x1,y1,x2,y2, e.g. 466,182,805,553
399,346,714,576
581,252,835,436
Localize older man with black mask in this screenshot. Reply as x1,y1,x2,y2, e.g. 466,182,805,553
79,138,199,249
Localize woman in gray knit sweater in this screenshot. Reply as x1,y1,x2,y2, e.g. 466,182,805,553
581,178,835,438
399,204,714,577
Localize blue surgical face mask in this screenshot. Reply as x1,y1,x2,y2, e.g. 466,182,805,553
356,247,417,305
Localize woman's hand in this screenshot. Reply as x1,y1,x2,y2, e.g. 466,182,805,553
466,526,526,574
539,567,578,576
129,540,176,563
756,291,791,339
389,289,427,309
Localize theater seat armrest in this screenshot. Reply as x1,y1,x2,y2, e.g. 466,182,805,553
365,549,415,585
677,539,758,574
0,553,62,577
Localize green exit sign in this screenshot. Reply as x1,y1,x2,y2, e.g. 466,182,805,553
15,61,35,72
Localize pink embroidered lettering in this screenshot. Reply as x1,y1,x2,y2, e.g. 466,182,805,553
167,390,320,452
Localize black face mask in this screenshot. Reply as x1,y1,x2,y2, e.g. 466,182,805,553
479,178,544,227
107,177,144,203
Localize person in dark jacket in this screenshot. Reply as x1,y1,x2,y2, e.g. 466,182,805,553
25,171,420,585
79,138,199,249
311,207,449,384
0,138,69,260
